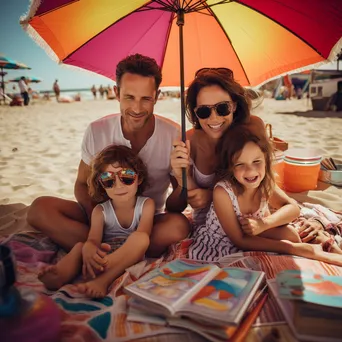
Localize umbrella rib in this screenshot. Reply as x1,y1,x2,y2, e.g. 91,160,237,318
207,4,251,85
237,1,326,59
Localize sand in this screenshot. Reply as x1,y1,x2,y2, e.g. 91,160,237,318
0,97,341,235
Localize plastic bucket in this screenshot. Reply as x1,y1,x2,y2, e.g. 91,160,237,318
273,151,284,189
283,159,321,192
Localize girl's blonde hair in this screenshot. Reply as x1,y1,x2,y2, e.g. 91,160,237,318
216,124,275,200
88,145,149,203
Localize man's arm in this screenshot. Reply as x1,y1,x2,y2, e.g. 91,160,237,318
74,160,96,220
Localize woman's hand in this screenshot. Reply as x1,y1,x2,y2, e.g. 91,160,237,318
170,140,191,183
188,188,212,209
240,218,267,236
297,219,324,242
82,241,107,279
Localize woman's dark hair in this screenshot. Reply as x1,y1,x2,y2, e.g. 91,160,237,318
186,70,252,129
216,124,275,200
116,53,162,91
88,145,149,203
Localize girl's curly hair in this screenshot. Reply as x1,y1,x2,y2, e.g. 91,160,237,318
88,145,149,203
216,124,275,201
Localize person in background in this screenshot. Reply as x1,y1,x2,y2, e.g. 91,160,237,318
326,81,342,111
53,79,60,101
18,76,29,106
91,85,97,99
99,85,105,99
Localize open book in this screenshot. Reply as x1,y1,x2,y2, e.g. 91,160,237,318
124,259,265,328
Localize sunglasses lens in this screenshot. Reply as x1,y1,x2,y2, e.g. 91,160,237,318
216,102,230,116
119,169,136,186
101,178,115,188
195,106,211,119
120,176,135,186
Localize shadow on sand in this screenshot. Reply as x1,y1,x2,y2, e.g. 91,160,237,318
276,110,342,118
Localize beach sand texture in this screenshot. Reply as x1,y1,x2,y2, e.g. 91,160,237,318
0,98,341,235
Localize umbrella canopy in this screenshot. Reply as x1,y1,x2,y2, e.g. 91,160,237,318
0,55,31,71
21,0,342,87
9,76,42,83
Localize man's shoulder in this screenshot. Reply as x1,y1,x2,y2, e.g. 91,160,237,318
89,113,121,129
154,114,180,132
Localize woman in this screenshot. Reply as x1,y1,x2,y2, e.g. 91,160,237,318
166,68,264,224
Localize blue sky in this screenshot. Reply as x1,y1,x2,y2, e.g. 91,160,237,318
1,0,112,92
1,1,339,92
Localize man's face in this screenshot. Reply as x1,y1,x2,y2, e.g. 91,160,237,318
115,73,158,131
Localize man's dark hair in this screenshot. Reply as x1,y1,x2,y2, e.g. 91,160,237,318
116,54,162,90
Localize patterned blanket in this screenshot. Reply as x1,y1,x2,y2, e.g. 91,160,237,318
1,203,342,342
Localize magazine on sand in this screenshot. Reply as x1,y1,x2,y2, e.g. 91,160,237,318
124,259,265,341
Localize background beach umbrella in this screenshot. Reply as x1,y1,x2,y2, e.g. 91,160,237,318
9,76,42,83
0,55,31,103
21,0,342,191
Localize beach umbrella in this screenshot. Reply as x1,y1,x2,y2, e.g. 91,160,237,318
0,55,31,103
9,76,42,83
21,0,342,191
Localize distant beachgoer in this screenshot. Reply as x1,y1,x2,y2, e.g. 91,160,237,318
106,86,115,100
99,85,105,99
91,85,97,99
38,145,155,298
53,79,60,101
326,81,342,111
19,76,29,106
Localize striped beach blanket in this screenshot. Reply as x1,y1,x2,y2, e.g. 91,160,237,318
1,202,342,342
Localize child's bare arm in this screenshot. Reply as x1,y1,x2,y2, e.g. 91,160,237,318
265,186,300,229
214,186,342,266
82,205,105,278
214,186,293,254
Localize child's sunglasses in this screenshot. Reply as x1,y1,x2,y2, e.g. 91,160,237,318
195,67,234,79
99,168,137,188
194,101,233,120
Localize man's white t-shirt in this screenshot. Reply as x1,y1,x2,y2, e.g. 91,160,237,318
81,114,180,213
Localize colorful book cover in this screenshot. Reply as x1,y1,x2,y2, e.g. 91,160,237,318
276,270,342,308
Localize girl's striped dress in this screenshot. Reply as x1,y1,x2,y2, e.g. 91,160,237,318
188,180,269,261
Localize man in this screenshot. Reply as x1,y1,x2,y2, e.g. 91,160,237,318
27,54,190,257
53,79,60,101
18,76,29,106
326,81,342,112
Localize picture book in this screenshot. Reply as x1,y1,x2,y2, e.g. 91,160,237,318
276,269,342,308
268,278,342,342
127,282,268,342
124,259,265,327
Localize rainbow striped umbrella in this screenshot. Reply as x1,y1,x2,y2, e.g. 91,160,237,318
21,0,342,192
9,76,42,83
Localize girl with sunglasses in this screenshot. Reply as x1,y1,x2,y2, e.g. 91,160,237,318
188,125,342,266
167,68,265,227
38,145,155,298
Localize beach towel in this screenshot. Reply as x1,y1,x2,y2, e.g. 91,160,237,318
1,203,342,341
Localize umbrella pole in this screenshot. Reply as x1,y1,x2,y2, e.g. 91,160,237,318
177,9,188,202
0,67,5,105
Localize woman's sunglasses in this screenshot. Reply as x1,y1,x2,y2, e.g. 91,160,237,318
195,67,234,79
99,168,137,188
194,101,233,119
